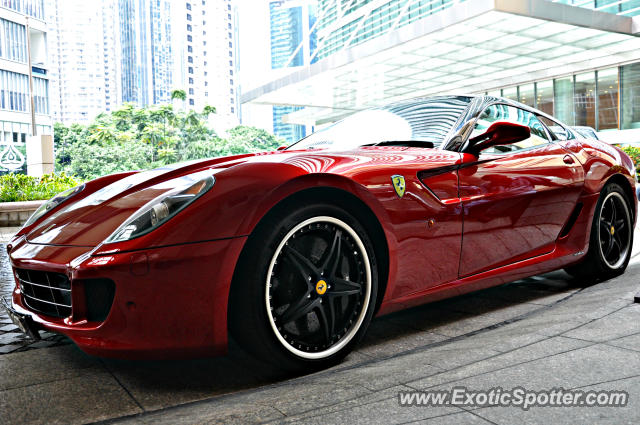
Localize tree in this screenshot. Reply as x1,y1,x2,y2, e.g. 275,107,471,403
53,93,284,181
171,89,186,101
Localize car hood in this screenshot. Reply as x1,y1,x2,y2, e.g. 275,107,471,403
25,146,457,247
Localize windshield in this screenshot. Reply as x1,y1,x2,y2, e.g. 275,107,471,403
288,96,472,150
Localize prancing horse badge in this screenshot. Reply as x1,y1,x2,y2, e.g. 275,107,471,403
391,175,405,198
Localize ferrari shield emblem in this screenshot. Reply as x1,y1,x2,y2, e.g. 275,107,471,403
391,175,405,198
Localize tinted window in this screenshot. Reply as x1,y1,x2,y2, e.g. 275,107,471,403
288,96,471,150
470,104,551,154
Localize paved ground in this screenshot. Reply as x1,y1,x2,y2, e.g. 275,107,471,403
0,227,638,424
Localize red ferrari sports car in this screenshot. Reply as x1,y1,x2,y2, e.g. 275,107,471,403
3,95,637,370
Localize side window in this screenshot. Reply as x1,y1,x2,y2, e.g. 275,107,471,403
470,104,551,154
537,115,575,141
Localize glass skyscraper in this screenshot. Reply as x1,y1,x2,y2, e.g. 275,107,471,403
118,0,174,106
269,0,317,143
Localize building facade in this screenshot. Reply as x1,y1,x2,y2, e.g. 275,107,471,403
117,0,174,106
177,0,239,129
0,0,51,173
243,0,640,142
48,0,120,124
269,0,317,143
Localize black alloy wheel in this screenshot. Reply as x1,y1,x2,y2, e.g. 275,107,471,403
565,182,633,283
266,216,371,359
229,202,378,371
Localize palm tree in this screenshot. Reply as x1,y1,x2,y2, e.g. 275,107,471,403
171,89,187,111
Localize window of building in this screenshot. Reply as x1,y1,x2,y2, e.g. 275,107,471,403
187,35,192,42
230,88,234,94
231,107,235,113
621,62,640,130
188,56,193,63
189,99,195,105
228,51,232,57
189,77,194,84
574,72,596,128
203,20,206,25
229,60,233,66
189,88,194,95
229,41,233,48
204,92,208,97
230,79,234,85
0,18,28,63
205,81,208,86
229,70,233,76
554,77,574,126
203,50,207,56
186,2,191,11
188,67,194,74
187,24,192,31
187,13,192,21
536,80,553,116
598,68,619,130
502,87,517,101
188,45,192,53
519,83,534,108
204,61,207,67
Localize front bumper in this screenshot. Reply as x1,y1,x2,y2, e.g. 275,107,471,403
7,236,247,359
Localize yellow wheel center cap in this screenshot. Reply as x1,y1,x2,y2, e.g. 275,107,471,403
611,226,615,236
315,280,327,295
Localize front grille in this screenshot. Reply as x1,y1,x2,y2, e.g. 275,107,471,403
16,269,71,318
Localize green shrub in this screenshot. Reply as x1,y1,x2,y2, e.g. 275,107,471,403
0,173,81,202
621,146,640,178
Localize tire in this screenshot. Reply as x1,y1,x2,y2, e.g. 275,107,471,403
565,182,633,284
229,202,379,372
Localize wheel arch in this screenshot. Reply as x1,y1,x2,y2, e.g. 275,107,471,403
604,173,637,222
228,184,391,326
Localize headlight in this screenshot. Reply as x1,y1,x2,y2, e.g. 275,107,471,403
105,172,215,243
23,184,85,227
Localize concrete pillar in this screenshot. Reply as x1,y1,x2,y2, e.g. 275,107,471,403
26,135,54,177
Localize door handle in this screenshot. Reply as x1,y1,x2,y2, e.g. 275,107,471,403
563,154,575,165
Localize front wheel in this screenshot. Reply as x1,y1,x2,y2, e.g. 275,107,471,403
229,203,378,371
565,183,633,283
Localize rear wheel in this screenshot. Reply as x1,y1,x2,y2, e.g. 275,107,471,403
565,183,633,283
229,203,378,371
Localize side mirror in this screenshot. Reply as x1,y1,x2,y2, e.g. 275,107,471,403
276,145,288,151
466,121,530,155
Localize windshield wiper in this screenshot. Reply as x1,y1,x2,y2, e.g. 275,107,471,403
363,140,435,148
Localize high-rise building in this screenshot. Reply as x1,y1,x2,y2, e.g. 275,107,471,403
269,0,317,143
117,0,174,106
46,0,240,131
48,0,120,123
0,0,51,173
176,0,239,129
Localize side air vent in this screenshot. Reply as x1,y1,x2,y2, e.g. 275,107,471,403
559,203,583,239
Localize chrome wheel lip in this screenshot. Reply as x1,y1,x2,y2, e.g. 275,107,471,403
265,216,372,360
597,191,631,270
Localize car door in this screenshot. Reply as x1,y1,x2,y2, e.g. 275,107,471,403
458,104,584,277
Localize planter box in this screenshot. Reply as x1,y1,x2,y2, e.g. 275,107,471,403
0,200,45,227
